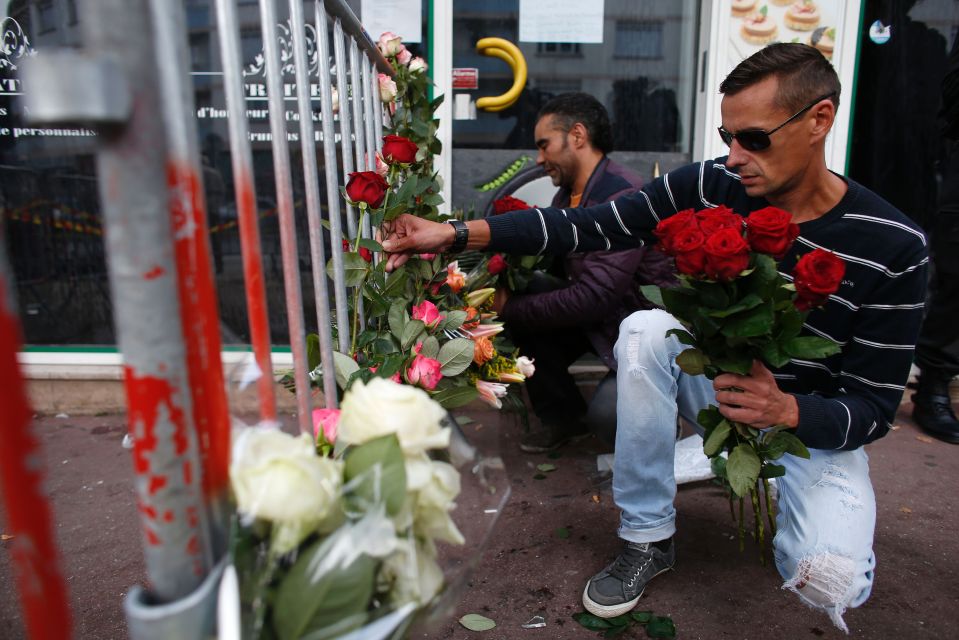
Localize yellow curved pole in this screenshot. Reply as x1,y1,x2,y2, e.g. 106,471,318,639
475,37,527,111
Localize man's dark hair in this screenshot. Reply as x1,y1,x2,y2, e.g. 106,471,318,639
537,92,614,154
719,43,841,112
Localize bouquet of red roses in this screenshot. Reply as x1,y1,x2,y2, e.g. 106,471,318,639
642,205,845,559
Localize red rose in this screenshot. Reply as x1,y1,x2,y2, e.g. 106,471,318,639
381,134,418,164
793,249,845,311
653,208,696,254
487,254,508,275
703,227,750,281
746,206,800,259
695,205,744,236
671,227,707,276
345,171,388,208
342,239,372,262
492,195,531,215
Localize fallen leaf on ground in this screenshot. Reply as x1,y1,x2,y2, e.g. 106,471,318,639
556,527,570,539
591,494,601,503
900,507,912,514
536,463,557,473
916,435,934,443
459,613,496,631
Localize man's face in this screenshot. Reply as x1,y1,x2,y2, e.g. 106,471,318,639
534,114,578,190
719,76,820,200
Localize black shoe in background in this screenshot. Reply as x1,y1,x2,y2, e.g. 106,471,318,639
911,370,959,444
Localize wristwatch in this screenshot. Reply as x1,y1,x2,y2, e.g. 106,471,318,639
447,219,469,253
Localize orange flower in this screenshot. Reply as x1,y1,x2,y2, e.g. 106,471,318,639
463,306,480,329
473,336,495,365
446,261,466,293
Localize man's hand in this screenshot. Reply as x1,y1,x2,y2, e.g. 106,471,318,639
492,287,510,314
712,360,799,429
380,214,454,271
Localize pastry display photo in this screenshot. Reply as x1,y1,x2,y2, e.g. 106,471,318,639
784,0,822,31
729,0,843,65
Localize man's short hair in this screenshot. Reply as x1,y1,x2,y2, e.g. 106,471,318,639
537,92,614,154
719,43,841,113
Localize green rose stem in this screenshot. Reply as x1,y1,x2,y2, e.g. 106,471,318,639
751,485,764,565
349,165,399,356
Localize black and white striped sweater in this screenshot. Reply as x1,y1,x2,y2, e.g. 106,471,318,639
485,158,929,451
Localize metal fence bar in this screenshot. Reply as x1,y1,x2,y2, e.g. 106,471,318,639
333,18,359,259
259,0,312,435
349,38,368,173
88,0,214,601
0,236,72,640
149,0,231,558
213,0,278,425
289,0,337,408
362,57,378,243
317,3,351,357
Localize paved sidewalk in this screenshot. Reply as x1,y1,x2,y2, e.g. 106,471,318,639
1,399,957,639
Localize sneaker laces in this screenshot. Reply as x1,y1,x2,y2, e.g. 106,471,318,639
608,544,652,582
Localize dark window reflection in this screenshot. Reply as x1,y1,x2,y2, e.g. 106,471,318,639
2,0,428,347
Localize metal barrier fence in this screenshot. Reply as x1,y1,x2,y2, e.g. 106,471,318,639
2,0,393,637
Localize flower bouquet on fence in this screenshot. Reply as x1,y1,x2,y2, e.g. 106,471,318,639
223,377,509,639
288,32,533,411
641,205,845,559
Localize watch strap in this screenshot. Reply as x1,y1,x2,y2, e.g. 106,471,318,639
447,219,469,253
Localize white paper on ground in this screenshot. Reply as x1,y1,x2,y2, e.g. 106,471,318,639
596,434,721,485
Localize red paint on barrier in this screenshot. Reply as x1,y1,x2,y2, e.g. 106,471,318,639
167,160,232,499
148,475,168,496
163,510,174,523
0,278,73,639
138,502,158,520
145,528,161,546
183,459,192,486
143,265,165,280
235,173,278,424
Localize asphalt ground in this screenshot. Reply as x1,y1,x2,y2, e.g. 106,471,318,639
1,397,957,639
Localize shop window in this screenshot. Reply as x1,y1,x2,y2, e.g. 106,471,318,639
614,21,663,60
535,42,581,57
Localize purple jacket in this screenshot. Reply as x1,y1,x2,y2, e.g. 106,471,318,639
499,157,675,370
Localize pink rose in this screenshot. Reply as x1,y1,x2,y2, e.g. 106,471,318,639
406,355,442,390
377,31,403,56
311,408,340,444
412,300,444,328
397,47,412,65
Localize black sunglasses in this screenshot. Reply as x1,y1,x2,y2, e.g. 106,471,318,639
717,91,837,152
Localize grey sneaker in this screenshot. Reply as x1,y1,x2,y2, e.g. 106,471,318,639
582,540,675,618
519,423,590,454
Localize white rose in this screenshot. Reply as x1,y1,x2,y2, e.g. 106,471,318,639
413,460,464,545
230,428,342,555
379,538,444,605
408,56,428,74
516,355,535,378
338,378,450,456
378,73,398,103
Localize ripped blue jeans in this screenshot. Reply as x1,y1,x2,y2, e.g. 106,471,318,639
613,309,875,632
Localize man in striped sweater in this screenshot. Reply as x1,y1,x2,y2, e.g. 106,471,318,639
383,44,928,630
